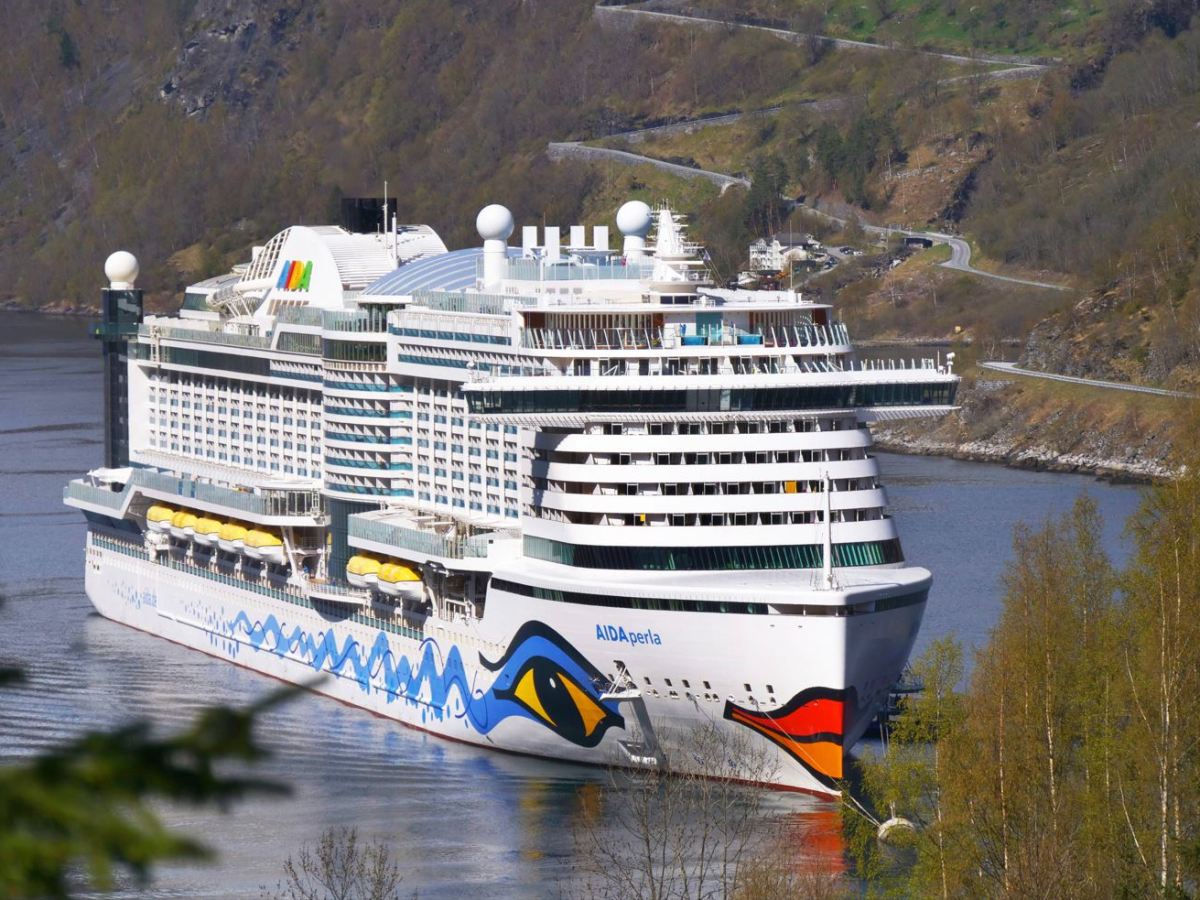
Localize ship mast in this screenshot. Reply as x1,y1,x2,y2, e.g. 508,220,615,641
822,470,838,590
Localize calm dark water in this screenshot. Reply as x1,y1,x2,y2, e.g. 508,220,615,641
0,313,1144,896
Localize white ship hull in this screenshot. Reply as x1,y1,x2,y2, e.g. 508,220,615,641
85,534,925,796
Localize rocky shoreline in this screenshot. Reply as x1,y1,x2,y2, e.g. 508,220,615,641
870,374,1182,483
0,299,99,316
870,429,1171,483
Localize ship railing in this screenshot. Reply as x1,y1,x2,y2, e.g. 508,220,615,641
410,290,525,316
137,323,271,350
521,327,664,351
90,532,149,559
64,479,131,511
131,468,323,518
517,322,848,353
303,578,371,599
852,357,944,372
275,306,325,327
348,515,517,560
497,257,657,283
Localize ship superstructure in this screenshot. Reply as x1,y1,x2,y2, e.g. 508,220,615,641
66,201,957,796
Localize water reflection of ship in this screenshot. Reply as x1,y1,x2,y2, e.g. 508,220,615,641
774,806,848,877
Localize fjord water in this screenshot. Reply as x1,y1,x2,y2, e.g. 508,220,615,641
0,313,1143,897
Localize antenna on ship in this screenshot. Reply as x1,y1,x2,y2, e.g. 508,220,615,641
822,470,839,590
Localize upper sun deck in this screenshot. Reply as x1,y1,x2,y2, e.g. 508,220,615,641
361,201,827,317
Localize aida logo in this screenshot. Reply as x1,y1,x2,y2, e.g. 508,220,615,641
595,624,663,646
277,260,313,291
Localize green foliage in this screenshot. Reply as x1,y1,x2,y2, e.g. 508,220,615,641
745,154,790,235
687,0,1108,55
812,113,903,208
847,464,1200,896
45,15,79,70
0,682,293,898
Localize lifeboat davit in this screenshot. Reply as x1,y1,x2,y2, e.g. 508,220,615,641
217,522,247,554
169,510,198,540
192,517,223,547
377,562,422,599
244,529,285,564
346,554,381,588
146,505,175,532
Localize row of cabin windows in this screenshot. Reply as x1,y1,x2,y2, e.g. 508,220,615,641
532,476,878,496
597,418,851,436
530,508,885,527
536,448,867,466
523,536,904,570
492,577,927,616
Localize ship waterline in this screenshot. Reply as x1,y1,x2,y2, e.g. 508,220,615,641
66,202,957,796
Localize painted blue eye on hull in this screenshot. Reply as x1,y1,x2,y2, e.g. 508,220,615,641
225,612,623,747
469,622,625,746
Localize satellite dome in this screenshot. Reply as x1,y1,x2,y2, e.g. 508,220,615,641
104,251,139,289
476,204,514,241
616,200,653,237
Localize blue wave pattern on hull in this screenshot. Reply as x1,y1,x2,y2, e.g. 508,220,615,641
219,607,624,746
229,610,473,725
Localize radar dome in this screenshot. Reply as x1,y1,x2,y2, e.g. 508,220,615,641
616,200,653,237
104,251,139,289
476,204,514,241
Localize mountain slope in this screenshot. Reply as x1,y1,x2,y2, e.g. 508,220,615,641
1,0,871,310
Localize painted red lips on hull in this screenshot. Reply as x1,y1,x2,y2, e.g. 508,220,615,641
723,687,848,789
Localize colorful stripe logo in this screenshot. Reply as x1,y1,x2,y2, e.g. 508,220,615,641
276,260,313,291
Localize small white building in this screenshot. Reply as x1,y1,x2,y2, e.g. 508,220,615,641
748,233,822,272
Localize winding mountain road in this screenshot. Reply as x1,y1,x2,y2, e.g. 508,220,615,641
549,5,1189,401
980,362,1197,398
546,142,750,190
556,5,1069,290
595,4,1053,74
550,129,1071,289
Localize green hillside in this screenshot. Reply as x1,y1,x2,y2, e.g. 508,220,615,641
2,0,889,310
3,0,1199,394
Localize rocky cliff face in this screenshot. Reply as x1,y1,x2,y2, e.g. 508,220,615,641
159,1,313,117
1020,277,1200,394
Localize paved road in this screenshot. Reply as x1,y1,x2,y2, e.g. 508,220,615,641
550,130,1073,288
547,142,751,191
596,4,1053,71
981,361,1197,398
563,8,1070,291
795,205,1073,290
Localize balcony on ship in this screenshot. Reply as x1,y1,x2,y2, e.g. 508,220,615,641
64,463,325,528
347,510,519,571
519,321,850,352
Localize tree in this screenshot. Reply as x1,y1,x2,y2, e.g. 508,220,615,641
571,720,846,899
844,638,966,896
0,656,292,898
849,496,1137,897
262,827,406,900
1122,448,1200,894
745,154,790,237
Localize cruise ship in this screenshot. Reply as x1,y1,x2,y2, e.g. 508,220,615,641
65,200,957,796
